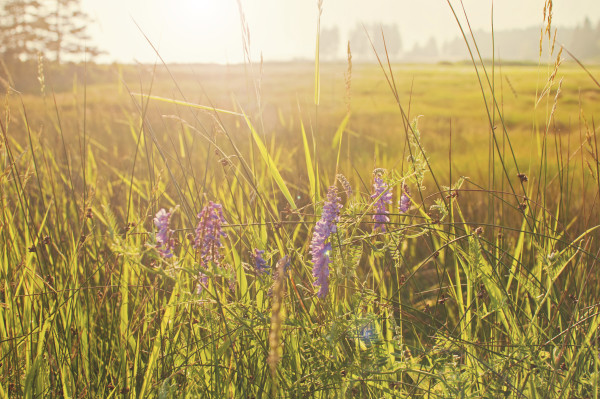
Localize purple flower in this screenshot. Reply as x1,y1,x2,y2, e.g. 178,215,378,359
310,186,342,298
154,208,174,258
252,249,270,275
399,184,411,213
371,176,392,231
359,324,377,346
336,174,353,198
196,272,208,294
194,201,227,291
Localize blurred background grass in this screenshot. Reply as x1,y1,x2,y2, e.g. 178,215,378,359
9,61,599,210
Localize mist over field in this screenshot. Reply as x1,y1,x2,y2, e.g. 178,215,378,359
79,0,600,64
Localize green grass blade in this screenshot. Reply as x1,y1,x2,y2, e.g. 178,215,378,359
133,93,244,116
243,114,297,210
314,1,322,106
138,283,180,397
332,112,351,173
300,119,317,203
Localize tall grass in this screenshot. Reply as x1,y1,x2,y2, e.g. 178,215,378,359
1,1,600,397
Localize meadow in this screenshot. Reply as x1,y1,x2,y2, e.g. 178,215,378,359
1,34,600,398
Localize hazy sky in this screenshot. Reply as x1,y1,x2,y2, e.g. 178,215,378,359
81,0,600,63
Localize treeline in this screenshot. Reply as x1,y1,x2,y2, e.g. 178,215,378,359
321,18,600,62
441,18,600,62
0,60,122,93
0,0,103,92
0,0,100,63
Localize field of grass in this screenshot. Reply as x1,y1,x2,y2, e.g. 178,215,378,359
1,43,600,397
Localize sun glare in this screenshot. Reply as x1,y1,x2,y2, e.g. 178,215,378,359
158,0,240,63
169,0,238,32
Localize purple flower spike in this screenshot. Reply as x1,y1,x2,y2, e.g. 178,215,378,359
310,186,342,299
371,176,392,232
196,272,208,294
399,184,411,213
194,201,227,291
154,208,174,258
253,249,269,275
336,174,353,198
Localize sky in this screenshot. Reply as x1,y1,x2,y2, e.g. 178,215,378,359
80,0,600,64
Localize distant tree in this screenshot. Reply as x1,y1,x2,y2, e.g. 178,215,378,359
320,26,340,60
0,0,47,62
0,0,100,64
349,23,402,61
569,17,598,59
422,37,438,58
349,24,370,59
376,24,402,58
406,36,438,61
595,20,600,56
43,0,101,63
